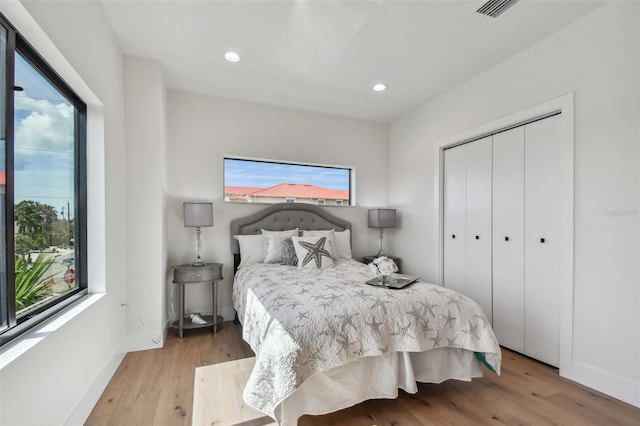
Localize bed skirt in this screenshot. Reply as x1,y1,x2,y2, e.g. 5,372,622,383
267,347,484,425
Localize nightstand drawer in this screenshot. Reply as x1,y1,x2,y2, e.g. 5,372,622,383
174,263,222,282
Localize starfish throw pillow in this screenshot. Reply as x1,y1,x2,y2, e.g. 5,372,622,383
291,236,334,269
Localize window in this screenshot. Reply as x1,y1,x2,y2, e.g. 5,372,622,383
0,14,87,345
224,157,352,206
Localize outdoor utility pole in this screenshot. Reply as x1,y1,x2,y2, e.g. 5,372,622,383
67,200,70,246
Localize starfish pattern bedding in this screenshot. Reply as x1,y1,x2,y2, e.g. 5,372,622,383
233,259,501,421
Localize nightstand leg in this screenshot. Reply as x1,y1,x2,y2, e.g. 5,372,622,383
212,280,218,333
178,282,185,338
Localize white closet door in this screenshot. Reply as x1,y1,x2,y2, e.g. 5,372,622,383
443,144,466,295
492,127,525,352
465,137,493,321
524,115,562,367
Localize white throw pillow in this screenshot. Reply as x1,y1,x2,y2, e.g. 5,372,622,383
302,230,336,259
334,229,352,259
291,236,334,269
262,228,299,264
234,234,264,268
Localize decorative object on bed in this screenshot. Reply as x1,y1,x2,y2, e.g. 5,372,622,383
333,229,352,259
302,229,353,259
368,208,396,256
368,255,398,284
262,228,299,264
233,234,265,267
280,238,298,266
291,235,334,269
365,273,420,289
230,203,501,426
301,229,336,258
183,202,213,266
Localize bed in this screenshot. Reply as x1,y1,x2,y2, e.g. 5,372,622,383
230,203,501,425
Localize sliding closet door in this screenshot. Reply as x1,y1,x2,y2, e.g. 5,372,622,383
465,137,493,321
492,127,525,352
443,144,467,295
524,115,562,367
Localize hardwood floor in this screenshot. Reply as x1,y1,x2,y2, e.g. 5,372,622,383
86,322,639,425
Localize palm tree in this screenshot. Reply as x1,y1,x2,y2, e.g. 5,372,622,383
15,254,54,311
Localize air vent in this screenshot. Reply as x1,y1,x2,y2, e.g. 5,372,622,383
476,0,520,18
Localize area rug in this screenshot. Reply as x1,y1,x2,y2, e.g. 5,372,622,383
193,357,277,426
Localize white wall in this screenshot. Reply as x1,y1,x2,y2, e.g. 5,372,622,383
0,1,129,425
166,92,390,320
390,2,639,407
123,56,168,351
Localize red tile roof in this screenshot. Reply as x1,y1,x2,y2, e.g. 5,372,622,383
225,186,262,194
225,183,348,200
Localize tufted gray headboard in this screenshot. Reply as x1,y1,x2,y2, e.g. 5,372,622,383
230,203,351,271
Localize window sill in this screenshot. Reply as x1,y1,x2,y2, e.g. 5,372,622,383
0,293,105,371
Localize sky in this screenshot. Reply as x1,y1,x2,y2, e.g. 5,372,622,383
224,158,350,190
12,52,75,219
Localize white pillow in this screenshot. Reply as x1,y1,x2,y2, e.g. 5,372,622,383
302,230,336,259
234,234,264,268
291,236,334,269
262,228,299,264
334,229,352,259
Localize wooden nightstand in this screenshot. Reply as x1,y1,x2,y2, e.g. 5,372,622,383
362,255,402,274
172,263,223,337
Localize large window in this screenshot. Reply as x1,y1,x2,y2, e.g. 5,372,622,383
224,157,353,206
0,15,87,345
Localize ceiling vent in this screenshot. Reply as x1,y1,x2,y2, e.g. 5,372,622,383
476,0,520,18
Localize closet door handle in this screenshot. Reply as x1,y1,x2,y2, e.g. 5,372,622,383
505,236,509,242
452,234,456,239
475,235,480,240
540,238,545,243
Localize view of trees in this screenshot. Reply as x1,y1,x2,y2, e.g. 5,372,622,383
14,200,74,258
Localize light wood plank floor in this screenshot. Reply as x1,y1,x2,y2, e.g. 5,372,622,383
86,322,639,425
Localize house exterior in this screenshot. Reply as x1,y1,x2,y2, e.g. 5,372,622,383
224,183,349,205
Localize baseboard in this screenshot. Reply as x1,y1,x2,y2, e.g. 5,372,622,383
125,331,164,352
561,361,640,408
64,348,126,425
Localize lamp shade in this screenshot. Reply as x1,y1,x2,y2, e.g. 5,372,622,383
368,208,396,229
183,202,213,227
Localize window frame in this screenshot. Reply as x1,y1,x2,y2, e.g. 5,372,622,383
0,14,87,346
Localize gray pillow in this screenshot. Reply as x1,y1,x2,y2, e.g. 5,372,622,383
280,237,298,266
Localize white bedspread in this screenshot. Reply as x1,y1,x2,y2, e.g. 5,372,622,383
233,260,501,423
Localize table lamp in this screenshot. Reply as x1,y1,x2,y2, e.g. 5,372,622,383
368,208,396,257
184,202,213,266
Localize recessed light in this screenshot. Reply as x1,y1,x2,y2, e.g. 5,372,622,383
224,51,241,63
372,83,387,92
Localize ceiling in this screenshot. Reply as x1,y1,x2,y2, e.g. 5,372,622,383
99,0,604,123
